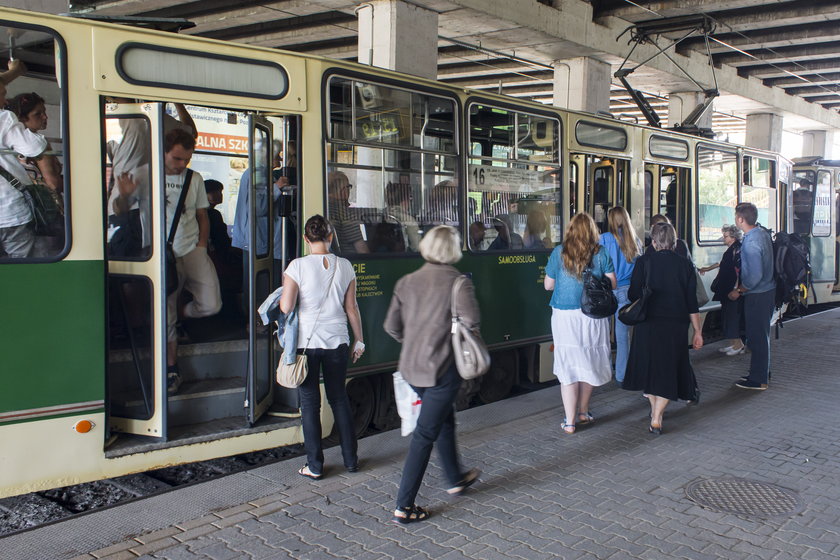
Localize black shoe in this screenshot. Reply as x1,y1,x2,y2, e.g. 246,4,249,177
649,425,662,435
735,380,768,391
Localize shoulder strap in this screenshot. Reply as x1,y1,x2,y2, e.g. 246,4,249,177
167,169,194,246
0,162,25,192
451,275,466,320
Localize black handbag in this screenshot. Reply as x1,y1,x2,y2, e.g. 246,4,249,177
165,170,193,295
0,164,63,237
618,260,651,326
580,255,618,319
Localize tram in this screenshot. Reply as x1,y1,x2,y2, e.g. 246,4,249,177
0,6,833,498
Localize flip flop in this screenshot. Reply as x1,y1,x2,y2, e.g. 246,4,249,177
298,465,323,480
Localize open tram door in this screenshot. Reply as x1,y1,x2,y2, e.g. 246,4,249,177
244,116,276,425
569,153,630,232
104,102,169,439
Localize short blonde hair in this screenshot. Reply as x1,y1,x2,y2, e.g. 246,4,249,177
419,225,462,264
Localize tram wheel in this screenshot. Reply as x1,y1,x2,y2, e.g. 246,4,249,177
327,376,375,442
477,350,517,404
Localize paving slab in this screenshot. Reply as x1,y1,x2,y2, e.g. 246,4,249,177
2,309,840,559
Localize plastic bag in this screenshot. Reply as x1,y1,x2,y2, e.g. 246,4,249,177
393,372,421,437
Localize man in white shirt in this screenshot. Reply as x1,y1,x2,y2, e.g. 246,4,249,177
163,128,221,393
0,80,48,258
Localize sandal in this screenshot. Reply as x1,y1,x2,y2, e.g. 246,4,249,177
577,411,594,424
447,468,481,496
393,505,430,524
561,420,576,434
298,464,323,480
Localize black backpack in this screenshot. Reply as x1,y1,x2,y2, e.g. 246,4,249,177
764,228,813,337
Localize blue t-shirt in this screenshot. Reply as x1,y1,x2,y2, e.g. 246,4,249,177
546,245,614,309
599,231,637,288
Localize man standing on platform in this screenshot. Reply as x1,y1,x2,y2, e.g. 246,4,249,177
730,202,775,390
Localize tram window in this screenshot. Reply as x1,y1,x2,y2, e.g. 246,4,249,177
697,147,738,243
742,185,775,232
105,115,153,260
644,170,653,227
575,121,627,151
649,135,689,161
327,76,458,255
107,275,155,421
792,171,815,235
743,156,774,190
468,104,561,251
0,25,68,261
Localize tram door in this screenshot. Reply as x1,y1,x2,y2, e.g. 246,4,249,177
570,154,630,232
645,164,690,240
104,102,169,438
245,117,275,425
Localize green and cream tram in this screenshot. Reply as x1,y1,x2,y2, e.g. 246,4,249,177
0,7,810,497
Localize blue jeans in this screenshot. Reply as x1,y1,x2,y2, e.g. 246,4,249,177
743,290,774,384
613,285,630,383
396,362,464,510
298,344,357,474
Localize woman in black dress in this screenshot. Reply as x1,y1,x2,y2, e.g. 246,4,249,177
699,224,743,355
622,222,703,434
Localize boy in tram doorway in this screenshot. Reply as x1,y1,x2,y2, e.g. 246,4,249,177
164,129,222,394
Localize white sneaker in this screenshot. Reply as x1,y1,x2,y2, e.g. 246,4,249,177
725,346,746,356
718,345,734,353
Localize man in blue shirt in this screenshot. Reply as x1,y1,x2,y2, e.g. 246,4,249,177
729,203,775,390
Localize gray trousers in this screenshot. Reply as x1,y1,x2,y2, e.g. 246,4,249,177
743,289,774,384
0,221,35,258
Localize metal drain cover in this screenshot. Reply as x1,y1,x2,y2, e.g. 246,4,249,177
685,477,803,519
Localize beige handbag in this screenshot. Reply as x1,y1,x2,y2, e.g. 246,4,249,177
276,256,338,388
451,275,491,380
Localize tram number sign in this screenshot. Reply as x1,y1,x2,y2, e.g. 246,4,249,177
469,164,547,193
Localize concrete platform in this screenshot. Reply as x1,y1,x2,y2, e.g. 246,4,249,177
2,308,840,560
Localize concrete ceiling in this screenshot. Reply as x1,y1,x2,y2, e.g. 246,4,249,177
64,0,840,137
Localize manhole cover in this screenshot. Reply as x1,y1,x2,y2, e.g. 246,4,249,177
685,477,803,519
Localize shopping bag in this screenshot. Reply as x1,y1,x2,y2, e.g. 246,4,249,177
392,372,421,437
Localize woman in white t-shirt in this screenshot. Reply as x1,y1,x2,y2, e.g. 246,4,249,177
280,215,365,479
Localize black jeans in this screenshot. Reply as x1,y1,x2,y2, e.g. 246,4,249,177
298,344,357,474
396,362,464,510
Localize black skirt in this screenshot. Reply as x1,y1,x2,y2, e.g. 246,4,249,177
622,318,698,401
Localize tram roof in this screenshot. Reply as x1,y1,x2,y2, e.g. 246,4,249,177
9,1,840,137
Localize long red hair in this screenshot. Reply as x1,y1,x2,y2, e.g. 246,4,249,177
562,212,600,279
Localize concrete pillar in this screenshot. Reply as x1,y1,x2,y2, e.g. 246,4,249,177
802,130,835,158
745,113,783,153
356,0,438,80
668,91,713,130
552,57,611,114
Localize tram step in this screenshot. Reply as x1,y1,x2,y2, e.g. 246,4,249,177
168,377,247,427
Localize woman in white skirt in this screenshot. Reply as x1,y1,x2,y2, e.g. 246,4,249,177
544,212,616,434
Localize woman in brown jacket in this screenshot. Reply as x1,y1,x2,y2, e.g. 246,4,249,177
384,225,481,524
